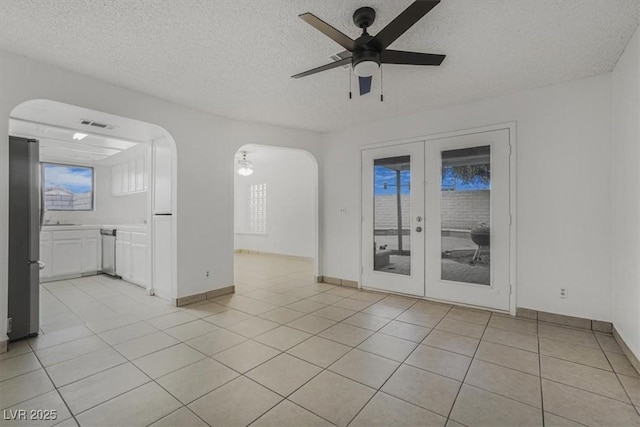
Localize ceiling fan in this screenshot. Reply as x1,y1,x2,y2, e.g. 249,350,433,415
292,0,446,97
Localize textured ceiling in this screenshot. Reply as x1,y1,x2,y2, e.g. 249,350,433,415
1,0,639,132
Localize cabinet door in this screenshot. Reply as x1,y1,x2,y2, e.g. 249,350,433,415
123,241,131,280
131,243,147,286
122,163,130,195
52,240,82,277
143,157,149,190
39,239,52,279
153,141,172,214
115,240,124,277
153,216,172,298
135,157,145,192
82,237,100,273
129,160,137,193
112,165,123,196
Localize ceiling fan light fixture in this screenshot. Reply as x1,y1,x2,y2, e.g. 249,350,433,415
237,151,254,176
353,60,379,77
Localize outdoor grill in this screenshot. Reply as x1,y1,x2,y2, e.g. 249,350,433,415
469,224,490,265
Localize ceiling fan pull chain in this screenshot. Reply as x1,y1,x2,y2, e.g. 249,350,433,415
349,66,353,99
380,66,384,102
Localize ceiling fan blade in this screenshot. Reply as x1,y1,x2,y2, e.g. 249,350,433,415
299,13,357,51
381,50,445,66
359,76,372,95
371,0,440,50
291,57,351,79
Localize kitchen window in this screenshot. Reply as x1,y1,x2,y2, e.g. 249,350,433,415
41,163,94,211
248,183,267,233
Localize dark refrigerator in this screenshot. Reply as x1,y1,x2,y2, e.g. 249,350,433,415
8,136,41,340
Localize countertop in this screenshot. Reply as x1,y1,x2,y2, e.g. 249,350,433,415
41,224,148,231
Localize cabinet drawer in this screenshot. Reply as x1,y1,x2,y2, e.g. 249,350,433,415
83,229,101,239
53,230,84,240
131,232,147,245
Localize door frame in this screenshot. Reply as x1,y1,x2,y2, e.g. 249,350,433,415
361,141,426,296
359,122,517,315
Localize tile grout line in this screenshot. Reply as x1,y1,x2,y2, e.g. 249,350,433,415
24,265,640,426
443,309,489,423
25,340,79,427
537,319,546,427
345,302,455,426
241,295,428,426
540,328,638,407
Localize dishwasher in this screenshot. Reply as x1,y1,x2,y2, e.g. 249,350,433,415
100,228,119,277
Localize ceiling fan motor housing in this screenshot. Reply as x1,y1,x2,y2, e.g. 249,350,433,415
352,48,381,69
353,7,376,29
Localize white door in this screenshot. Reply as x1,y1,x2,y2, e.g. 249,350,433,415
52,239,82,276
361,142,425,295
82,237,100,273
360,129,512,311
425,129,511,310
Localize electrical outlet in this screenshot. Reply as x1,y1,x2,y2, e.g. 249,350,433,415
560,288,567,299
205,270,211,279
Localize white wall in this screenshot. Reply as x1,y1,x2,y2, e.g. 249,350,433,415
44,144,148,226
234,146,316,258
0,50,323,341
320,73,613,322
611,26,640,358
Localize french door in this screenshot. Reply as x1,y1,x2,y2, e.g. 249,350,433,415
361,142,425,295
361,129,512,311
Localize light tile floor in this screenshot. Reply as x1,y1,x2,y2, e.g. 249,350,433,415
1,253,639,426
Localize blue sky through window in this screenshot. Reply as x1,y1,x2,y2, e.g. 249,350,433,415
43,164,93,193
374,166,411,195
374,166,489,195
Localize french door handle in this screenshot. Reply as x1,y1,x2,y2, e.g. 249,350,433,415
415,226,423,232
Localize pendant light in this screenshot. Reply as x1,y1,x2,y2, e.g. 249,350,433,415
237,151,254,176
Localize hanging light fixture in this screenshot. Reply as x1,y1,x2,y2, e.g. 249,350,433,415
236,151,254,176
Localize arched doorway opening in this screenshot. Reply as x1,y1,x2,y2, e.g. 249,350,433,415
6,99,178,338
233,144,319,294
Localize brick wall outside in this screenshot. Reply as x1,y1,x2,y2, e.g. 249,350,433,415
441,190,489,230
374,194,411,232
45,192,92,210
374,190,489,231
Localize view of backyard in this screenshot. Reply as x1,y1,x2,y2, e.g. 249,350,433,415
42,163,93,211
373,146,491,285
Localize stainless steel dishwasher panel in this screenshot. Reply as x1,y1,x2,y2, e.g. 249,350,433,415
101,229,118,277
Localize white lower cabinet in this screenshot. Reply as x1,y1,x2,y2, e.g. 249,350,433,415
40,228,102,282
116,229,147,287
40,226,146,284
39,232,53,280
152,216,172,298
116,231,130,280
82,230,101,274
52,239,83,277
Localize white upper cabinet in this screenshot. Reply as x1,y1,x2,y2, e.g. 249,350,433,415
111,164,123,195
153,140,172,214
121,162,129,194
111,155,148,196
128,160,136,193
135,157,145,192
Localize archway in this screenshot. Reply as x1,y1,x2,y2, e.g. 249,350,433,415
233,144,320,291
7,99,178,313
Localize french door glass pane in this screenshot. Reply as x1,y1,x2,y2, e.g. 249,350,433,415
441,146,491,285
374,156,411,276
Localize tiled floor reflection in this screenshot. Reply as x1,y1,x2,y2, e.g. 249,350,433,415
1,253,639,426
